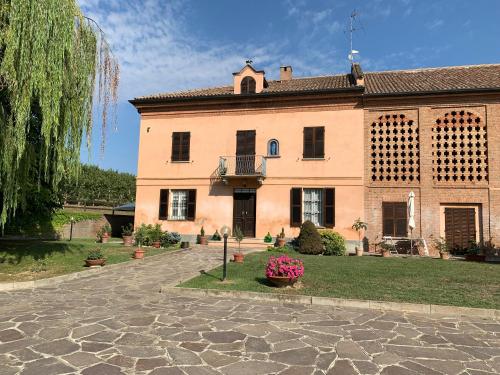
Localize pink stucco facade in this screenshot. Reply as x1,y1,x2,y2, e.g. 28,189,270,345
134,101,364,241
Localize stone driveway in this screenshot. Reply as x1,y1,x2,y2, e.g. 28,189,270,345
0,247,499,375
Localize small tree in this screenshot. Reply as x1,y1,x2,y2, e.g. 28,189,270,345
297,221,323,255
233,226,244,253
352,218,368,248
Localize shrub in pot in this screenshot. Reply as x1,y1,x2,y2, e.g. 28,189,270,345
161,231,181,247
432,236,450,260
465,241,486,262
199,226,208,245
266,255,304,287
320,230,347,256
85,248,106,267
133,247,145,259
351,218,368,256
264,232,273,243
233,226,244,263
121,223,134,246
150,224,162,248
297,221,323,255
134,224,153,246
211,230,222,241
277,228,286,247
97,224,111,243
379,242,393,257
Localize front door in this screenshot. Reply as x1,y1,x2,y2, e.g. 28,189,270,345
444,207,477,252
236,130,256,175
233,191,256,237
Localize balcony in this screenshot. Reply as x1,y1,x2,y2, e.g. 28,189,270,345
218,155,266,184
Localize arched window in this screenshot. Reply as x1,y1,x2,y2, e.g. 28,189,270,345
268,139,279,156
240,76,256,94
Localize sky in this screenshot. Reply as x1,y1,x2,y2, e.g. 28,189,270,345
78,0,500,175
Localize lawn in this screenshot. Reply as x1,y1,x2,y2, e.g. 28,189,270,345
0,239,178,283
180,250,500,309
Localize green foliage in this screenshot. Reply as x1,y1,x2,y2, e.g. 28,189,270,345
61,164,136,207
432,236,449,254
297,220,323,255
280,227,285,239
264,232,273,243
134,223,180,247
320,230,347,256
211,230,221,241
86,248,104,260
0,1,119,228
233,226,244,252
351,218,368,241
121,223,134,236
200,226,205,237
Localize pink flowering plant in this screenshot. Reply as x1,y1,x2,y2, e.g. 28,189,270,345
265,255,304,280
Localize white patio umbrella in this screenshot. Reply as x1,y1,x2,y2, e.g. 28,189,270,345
408,191,416,255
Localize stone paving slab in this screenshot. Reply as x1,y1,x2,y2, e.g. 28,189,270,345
0,247,498,374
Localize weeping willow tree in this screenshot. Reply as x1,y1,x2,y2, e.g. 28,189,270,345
0,0,119,228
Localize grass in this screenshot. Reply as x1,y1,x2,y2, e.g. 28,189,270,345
0,239,178,282
180,250,500,309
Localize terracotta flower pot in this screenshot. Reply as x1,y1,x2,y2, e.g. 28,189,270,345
199,236,208,245
440,252,450,260
152,241,161,248
277,238,286,248
134,249,145,259
267,275,299,287
85,258,106,267
122,235,133,247
100,233,110,244
356,247,363,256
382,250,391,258
233,253,244,263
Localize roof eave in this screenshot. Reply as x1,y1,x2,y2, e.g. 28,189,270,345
364,87,500,97
129,86,364,107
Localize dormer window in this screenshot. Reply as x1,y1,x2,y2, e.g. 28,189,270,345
241,76,256,94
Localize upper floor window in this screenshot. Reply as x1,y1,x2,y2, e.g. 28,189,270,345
241,76,256,94
303,126,324,159
267,139,279,156
171,132,190,162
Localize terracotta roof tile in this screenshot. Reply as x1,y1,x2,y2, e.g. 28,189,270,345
133,64,500,102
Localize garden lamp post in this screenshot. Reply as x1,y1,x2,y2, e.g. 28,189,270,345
69,217,75,241
222,228,228,281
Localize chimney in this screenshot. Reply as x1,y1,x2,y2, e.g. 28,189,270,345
280,66,293,81
350,63,364,86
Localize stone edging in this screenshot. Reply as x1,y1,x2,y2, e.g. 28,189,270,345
0,247,186,292
161,286,500,319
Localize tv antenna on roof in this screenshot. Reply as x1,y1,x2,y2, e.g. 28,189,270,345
348,10,360,63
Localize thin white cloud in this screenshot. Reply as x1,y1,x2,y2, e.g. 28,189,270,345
426,19,444,30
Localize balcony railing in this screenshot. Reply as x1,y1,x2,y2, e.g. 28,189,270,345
218,155,266,180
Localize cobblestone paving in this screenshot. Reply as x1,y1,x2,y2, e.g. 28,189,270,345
0,247,499,375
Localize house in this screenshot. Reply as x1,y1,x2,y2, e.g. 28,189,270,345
130,62,500,253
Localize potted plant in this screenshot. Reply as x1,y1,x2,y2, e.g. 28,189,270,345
85,248,106,267
211,230,222,241
121,223,134,247
134,246,145,259
266,255,304,287
233,226,245,263
150,224,162,248
432,236,450,260
277,227,286,248
379,242,393,257
465,241,486,262
352,218,368,256
264,232,273,243
198,226,208,245
97,224,112,243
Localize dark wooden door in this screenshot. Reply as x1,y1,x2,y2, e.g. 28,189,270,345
236,130,255,175
233,192,256,237
444,207,476,252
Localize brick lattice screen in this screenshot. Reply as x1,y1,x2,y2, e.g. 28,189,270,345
431,111,488,182
370,114,420,182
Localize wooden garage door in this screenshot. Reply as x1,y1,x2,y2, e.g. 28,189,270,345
444,207,476,252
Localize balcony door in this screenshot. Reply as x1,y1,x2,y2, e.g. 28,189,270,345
233,190,256,237
236,130,255,175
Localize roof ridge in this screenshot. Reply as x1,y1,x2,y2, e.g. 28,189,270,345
366,63,500,75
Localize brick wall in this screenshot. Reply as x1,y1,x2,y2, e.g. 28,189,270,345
364,94,500,253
